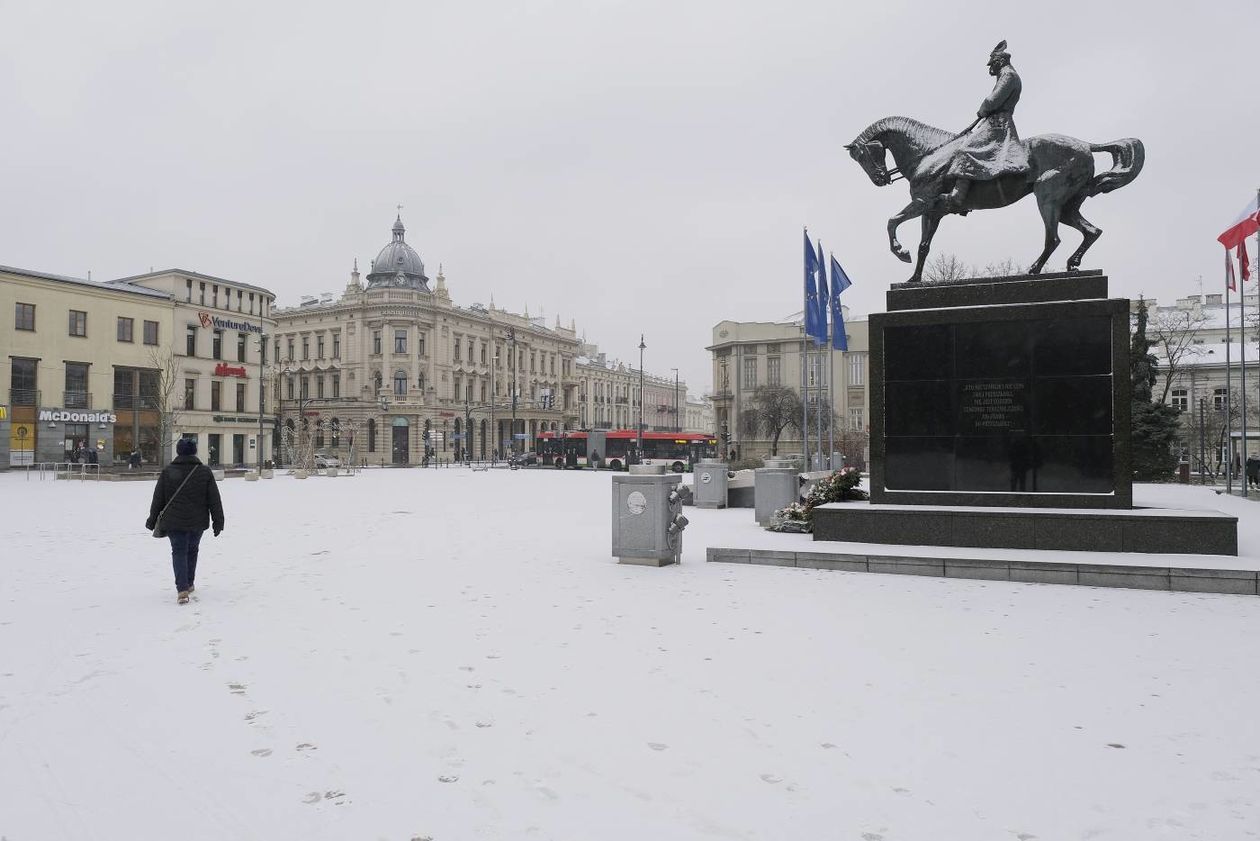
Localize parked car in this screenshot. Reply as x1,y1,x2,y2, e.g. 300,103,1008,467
512,451,538,466
314,452,341,469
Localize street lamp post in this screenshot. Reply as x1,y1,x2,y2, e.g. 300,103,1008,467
258,334,267,473
508,327,518,457
637,334,646,462
671,367,679,433
491,350,498,462
378,391,391,465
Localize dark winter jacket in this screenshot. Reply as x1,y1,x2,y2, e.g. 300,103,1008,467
146,455,225,534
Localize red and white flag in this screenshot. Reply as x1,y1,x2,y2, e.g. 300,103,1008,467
1239,241,1252,283
1219,195,1260,250
1227,248,1237,292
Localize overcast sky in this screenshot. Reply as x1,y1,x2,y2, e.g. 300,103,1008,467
3,0,1258,395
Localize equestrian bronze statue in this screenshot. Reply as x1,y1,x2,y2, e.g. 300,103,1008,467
845,41,1144,283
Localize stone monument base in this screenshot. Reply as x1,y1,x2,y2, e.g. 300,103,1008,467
811,502,1237,556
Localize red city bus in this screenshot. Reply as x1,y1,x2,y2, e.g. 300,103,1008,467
536,430,718,471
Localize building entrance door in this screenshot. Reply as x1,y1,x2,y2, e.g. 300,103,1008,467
391,418,409,465
232,434,245,466
207,433,222,466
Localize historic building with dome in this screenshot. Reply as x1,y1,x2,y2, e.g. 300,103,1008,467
272,215,702,465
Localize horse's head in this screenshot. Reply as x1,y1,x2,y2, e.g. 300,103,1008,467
845,139,892,187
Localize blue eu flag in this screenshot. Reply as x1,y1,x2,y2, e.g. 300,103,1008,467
829,255,852,351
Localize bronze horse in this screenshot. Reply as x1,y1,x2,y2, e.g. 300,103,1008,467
845,117,1144,283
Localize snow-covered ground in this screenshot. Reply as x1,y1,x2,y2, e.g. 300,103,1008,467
1,468,1258,840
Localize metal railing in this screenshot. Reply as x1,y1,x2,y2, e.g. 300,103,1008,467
8,388,39,406
63,391,92,409
25,462,104,481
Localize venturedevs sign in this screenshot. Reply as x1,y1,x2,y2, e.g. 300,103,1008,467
198,311,264,334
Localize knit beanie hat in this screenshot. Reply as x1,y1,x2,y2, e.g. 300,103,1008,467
176,438,197,457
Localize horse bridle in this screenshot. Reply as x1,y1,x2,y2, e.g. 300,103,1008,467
847,140,904,186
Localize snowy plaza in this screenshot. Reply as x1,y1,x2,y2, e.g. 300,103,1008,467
0,468,1257,840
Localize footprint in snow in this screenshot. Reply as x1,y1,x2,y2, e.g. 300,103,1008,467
228,683,246,695
647,742,669,751
250,748,272,757
438,775,459,783
475,721,493,728
760,774,782,784
296,743,317,752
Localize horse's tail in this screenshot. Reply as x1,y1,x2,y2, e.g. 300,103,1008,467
1087,138,1145,197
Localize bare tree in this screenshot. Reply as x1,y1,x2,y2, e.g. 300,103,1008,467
1148,305,1209,403
147,348,184,466
739,385,801,456
978,257,1025,277
924,253,1025,283
923,253,970,283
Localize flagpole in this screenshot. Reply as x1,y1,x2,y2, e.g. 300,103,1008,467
801,228,809,465
1241,258,1249,497
828,326,835,467
1226,261,1234,494
815,242,824,471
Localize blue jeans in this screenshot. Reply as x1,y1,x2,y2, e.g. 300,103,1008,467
168,530,204,593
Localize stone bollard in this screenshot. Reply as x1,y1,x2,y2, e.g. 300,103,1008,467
694,458,728,509
629,464,667,475
261,469,275,479
612,472,686,566
326,467,339,477
211,468,226,481
754,467,798,526
244,471,259,482
294,469,309,479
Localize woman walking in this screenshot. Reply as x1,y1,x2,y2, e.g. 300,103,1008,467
146,438,225,604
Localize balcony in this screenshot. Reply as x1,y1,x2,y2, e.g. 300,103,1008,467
64,391,92,409
9,388,39,407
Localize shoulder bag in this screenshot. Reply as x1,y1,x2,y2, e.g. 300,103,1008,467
152,465,201,538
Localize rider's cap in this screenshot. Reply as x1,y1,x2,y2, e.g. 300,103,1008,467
988,40,1010,65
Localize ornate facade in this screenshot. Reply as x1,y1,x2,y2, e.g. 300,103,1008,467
273,217,600,465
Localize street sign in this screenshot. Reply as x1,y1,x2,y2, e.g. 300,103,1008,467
513,433,528,440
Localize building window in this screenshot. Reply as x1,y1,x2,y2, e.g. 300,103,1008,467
1214,388,1228,411
367,419,376,452
69,310,87,337
394,371,407,396
849,353,866,387
468,339,475,362
184,326,196,356
237,333,247,362
212,284,219,308
302,337,309,360
317,335,325,359
14,302,35,331
11,358,37,405
454,338,462,362
332,374,340,398
481,344,487,365
212,330,223,360
742,357,757,389
286,376,295,400
317,376,325,399
65,362,90,408
199,281,205,305
1171,388,1189,411
143,320,159,345
260,338,267,364
332,334,340,359
374,371,382,393
249,292,255,314
287,338,295,360
116,317,134,342
373,331,382,355
236,289,243,312
184,379,196,410
186,279,193,302
395,329,407,354
300,376,310,399
211,381,222,411
849,407,865,431
418,334,425,356
767,357,781,386
236,382,246,412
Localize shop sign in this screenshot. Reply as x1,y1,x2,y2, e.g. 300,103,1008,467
38,409,119,424
0,406,7,420
211,415,256,423
198,312,264,334
214,362,248,378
